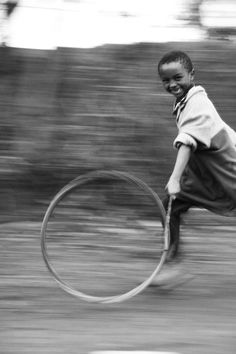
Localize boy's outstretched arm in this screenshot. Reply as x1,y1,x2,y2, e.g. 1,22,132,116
166,144,191,196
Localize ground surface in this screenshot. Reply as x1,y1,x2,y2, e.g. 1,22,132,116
1,209,236,354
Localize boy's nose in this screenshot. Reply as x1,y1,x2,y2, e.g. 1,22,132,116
169,80,177,88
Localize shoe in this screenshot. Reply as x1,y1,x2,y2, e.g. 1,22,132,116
149,262,193,288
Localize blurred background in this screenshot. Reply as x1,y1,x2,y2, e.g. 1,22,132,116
1,2,236,354
1,0,236,222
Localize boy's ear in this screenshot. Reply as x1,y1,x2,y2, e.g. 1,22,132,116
191,68,195,79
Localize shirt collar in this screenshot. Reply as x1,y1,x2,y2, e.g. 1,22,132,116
172,84,196,118
173,95,188,117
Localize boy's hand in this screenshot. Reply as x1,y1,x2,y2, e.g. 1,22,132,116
166,177,181,197
165,144,191,197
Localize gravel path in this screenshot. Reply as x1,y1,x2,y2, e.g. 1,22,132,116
1,210,236,354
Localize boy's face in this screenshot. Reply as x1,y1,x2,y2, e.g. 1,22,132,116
159,61,194,100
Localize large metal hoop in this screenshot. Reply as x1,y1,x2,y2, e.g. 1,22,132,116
41,170,170,304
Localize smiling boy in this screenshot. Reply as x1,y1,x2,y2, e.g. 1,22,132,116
153,51,236,282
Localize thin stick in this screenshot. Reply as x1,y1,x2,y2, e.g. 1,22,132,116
164,196,174,251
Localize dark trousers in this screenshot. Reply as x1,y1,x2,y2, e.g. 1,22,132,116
162,195,193,260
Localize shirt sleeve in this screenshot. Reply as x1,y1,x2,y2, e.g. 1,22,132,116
174,110,212,151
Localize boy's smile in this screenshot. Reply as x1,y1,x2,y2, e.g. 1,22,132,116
159,62,195,100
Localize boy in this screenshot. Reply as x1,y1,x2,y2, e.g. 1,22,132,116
154,51,236,284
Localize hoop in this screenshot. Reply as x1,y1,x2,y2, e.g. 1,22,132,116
41,170,170,303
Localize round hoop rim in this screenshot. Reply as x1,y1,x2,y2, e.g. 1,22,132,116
41,170,169,304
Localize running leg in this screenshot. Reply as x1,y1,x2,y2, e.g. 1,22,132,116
162,196,193,260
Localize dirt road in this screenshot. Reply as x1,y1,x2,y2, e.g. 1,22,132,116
1,210,236,354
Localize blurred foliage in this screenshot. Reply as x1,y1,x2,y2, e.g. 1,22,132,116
0,41,236,220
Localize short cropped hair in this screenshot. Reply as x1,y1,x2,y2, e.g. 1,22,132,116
158,51,194,73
